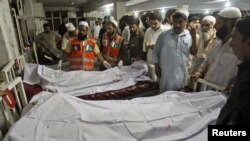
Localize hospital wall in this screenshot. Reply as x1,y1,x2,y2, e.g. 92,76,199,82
0,0,20,69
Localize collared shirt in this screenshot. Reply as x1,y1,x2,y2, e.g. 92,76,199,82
36,31,61,49
153,29,192,92
36,31,62,58
204,40,240,87
143,24,169,64
128,29,144,59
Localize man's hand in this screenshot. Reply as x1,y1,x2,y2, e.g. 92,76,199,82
189,23,197,37
103,61,111,69
190,74,200,81
118,60,123,68
58,60,62,69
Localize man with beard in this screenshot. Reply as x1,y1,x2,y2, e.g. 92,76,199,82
193,7,242,90
153,9,196,92
36,23,61,65
217,16,250,125
189,15,217,76
128,16,145,64
62,21,109,71
101,18,125,69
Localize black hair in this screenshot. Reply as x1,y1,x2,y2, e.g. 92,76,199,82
149,11,162,21
165,9,176,18
128,16,140,26
104,15,110,22
163,9,176,24
141,12,150,26
173,12,188,21
236,16,250,41
121,15,130,23
43,23,50,28
188,15,200,23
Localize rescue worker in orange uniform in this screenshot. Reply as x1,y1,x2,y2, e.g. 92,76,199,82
101,17,126,70
59,21,111,71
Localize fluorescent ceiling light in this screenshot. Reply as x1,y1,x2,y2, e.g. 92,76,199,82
102,3,113,8
161,8,166,13
205,9,210,14
225,1,231,7
127,0,149,6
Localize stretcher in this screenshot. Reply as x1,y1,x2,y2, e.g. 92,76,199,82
193,78,225,92
0,77,27,137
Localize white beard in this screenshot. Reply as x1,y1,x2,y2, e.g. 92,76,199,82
202,29,214,42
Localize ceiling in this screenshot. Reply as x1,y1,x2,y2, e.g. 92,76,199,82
37,0,89,7
38,0,250,13
37,0,148,7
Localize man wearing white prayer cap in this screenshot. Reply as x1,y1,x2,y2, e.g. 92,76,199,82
215,7,242,41
217,16,250,125
218,7,242,19
189,15,217,77
153,8,197,92
203,16,216,25
58,22,78,70
176,8,189,18
109,16,119,28
58,21,110,71
61,22,77,51
192,7,242,90
100,17,126,70
65,22,76,32
79,21,89,28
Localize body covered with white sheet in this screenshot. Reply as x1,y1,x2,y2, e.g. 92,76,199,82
4,91,226,141
23,61,150,96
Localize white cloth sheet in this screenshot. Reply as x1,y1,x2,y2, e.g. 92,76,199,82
4,91,226,141
23,61,151,96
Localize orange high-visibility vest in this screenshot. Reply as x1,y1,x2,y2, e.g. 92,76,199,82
68,37,96,71
102,33,123,66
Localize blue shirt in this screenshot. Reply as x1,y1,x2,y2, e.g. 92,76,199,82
153,29,192,92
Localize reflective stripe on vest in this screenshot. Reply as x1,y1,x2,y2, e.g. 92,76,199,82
70,65,94,71
69,58,95,62
69,38,96,71
102,33,123,66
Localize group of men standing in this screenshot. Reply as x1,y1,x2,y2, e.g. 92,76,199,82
35,6,250,124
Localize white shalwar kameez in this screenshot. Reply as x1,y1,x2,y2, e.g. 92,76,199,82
205,40,240,87
153,29,192,93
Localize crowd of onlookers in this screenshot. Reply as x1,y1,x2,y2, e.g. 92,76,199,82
34,6,250,124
